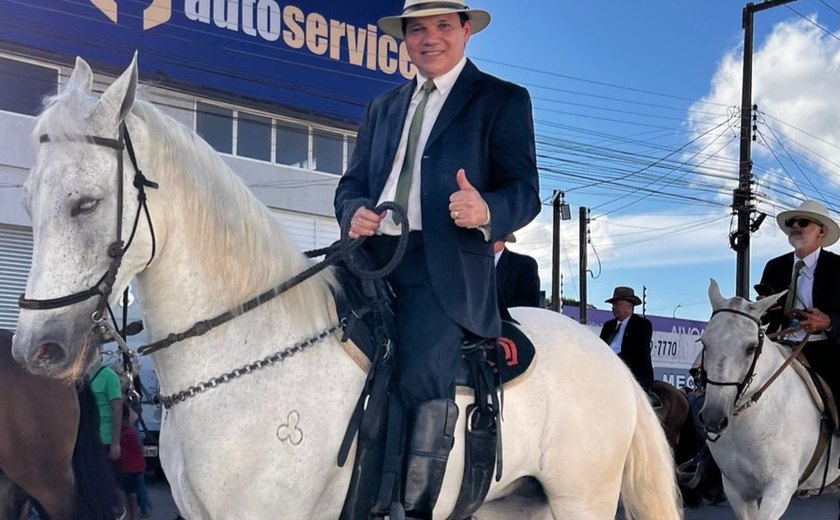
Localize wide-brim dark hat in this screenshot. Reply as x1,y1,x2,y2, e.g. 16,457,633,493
777,200,840,247
605,286,641,306
378,0,491,39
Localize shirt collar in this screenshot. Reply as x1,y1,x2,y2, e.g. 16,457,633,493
414,57,467,98
795,248,821,271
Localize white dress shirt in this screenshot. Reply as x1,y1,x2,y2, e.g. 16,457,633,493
376,57,467,235
791,248,827,342
609,319,627,354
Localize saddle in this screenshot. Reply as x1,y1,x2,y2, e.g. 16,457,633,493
330,258,536,520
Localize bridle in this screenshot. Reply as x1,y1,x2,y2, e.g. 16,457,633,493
14,120,410,407
18,122,159,323
701,308,766,416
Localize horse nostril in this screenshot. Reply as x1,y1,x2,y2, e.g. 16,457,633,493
35,342,67,364
698,412,706,426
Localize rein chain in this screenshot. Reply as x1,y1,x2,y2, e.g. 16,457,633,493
157,321,344,409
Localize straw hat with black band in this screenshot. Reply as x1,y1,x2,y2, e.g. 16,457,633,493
378,0,491,39
777,200,840,247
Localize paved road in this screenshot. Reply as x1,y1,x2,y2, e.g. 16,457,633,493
145,476,839,519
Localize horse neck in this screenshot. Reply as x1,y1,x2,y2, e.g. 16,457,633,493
131,113,336,367
744,340,801,400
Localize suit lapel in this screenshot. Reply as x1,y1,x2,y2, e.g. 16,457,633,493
814,248,828,308
425,60,481,150
382,80,416,176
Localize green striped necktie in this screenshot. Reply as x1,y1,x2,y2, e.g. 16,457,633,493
394,79,436,214
783,259,806,317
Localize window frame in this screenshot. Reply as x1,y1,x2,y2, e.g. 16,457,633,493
193,98,356,175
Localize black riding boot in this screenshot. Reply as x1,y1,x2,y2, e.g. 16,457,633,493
402,399,459,519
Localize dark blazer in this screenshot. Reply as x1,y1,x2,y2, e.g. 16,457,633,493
759,249,840,343
335,60,540,338
599,314,654,389
496,248,541,316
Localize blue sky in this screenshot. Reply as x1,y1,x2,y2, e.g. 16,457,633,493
462,1,840,321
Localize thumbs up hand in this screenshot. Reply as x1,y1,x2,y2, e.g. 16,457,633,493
449,168,489,229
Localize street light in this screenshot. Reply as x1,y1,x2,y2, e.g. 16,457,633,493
672,304,682,319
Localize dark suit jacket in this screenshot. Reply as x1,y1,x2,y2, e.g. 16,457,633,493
496,248,540,319
599,314,654,389
759,249,840,343
335,60,540,337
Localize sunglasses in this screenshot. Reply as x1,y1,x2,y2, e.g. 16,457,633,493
785,218,822,229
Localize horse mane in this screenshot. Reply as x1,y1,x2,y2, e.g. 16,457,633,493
35,85,336,332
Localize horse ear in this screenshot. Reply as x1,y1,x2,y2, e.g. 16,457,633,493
93,52,138,125
65,57,93,95
750,290,785,318
708,279,727,311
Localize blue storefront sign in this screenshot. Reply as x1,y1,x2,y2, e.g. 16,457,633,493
1,0,411,124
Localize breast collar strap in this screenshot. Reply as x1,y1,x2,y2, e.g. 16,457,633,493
18,123,158,318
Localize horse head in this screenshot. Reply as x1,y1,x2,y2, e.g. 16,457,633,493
698,279,785,434
12,55,155,381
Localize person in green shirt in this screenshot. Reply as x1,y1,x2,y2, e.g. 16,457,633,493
90,361,123,461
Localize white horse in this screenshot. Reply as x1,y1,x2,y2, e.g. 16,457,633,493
700,279,840,520
11,56,681,520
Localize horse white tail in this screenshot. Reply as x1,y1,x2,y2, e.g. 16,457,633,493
620,382,683,520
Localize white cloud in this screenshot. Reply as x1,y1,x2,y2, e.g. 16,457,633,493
511,16,839,316
689,16,840,212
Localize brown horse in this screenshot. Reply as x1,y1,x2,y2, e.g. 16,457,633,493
650,380,690,451
0,329,117,520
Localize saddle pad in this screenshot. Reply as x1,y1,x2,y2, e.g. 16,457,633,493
455,320,536,393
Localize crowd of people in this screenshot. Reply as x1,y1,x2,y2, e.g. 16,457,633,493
89,359,152,520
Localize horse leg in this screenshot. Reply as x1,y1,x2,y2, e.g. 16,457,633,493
754,482,797,520
722,478,759,520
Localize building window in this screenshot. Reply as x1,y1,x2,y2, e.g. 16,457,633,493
193,100,355,174
346,137,356,167
276,121,309,169
237,112,271,161
0,57,57,116
196,102,233,154
313,130,343,175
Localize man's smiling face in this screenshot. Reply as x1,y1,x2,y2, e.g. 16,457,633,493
404,14,471,80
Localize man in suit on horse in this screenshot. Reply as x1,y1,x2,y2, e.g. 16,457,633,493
758,200,840,402
494,233,541,321
599,287,654,391
334,0,540,516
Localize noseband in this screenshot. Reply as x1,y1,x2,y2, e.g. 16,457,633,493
18,122,158,321
702,308,765,414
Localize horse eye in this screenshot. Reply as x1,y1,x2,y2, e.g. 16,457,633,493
71,198,100,217
746,344,757,355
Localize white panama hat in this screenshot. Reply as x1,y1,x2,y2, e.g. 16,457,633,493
378,0,491,39
777,200,840,247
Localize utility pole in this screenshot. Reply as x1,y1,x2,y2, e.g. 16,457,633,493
550,190,571,312
579,207,589,324
551,191,561,312
731,0,796,298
